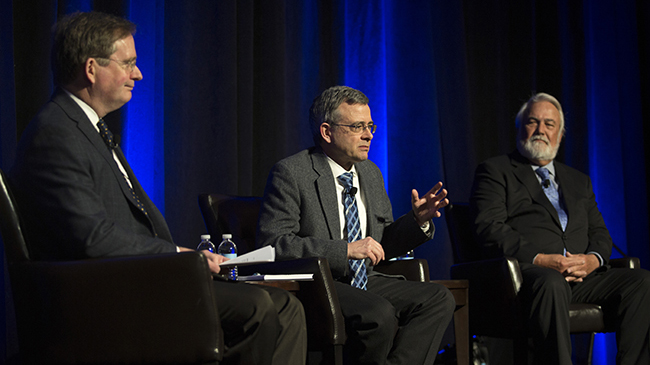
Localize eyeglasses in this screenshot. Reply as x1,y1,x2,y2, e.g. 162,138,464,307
97,57,137,73
330,122,377,134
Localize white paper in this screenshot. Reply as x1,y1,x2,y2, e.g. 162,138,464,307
237,273,314,281
219,245,275,266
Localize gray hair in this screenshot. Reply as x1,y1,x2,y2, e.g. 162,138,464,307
515,92,566,135
309,86,369,145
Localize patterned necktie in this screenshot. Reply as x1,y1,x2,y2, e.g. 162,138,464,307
337,172,367,290
96,119,148,215
97,118,117,149
536,167,567,231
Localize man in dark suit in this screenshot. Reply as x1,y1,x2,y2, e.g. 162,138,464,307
9,11,306,365
471,92,650,364
257,85,455,364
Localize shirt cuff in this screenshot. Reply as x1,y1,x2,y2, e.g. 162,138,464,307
587,251,604,267
419,221,434,236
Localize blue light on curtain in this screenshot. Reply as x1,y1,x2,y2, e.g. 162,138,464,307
584,0,647,363
62,0,91,13
342,0,389,192
124,0,166,213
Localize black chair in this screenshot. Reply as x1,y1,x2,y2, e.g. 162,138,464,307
446,203,639,364
1,169,223,364
198,193,434,364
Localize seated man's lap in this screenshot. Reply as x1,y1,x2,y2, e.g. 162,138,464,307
571,267,650,304
335,276,452,327
212,281,282,334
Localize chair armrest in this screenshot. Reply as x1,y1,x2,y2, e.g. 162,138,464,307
610,257,641,269
450,256,522,298
9,252,222,364
450,257,526,337
244,257,347,349
374,259,430,282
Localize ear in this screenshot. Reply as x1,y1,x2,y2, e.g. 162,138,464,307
85,58,98,84
320,123,332,144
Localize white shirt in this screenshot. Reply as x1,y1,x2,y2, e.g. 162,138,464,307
326,156,368,240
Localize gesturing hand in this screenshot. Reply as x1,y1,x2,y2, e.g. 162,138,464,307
348,237,385,266
411,181,450,226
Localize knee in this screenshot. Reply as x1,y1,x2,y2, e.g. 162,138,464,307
359,301,399,337
532,271,571,299
238,286,277,320
423,284,456,318
631,269,650,295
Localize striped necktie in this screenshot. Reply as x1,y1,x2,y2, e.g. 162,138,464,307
337,172,367,290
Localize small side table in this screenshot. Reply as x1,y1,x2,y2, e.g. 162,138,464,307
432,279,469,365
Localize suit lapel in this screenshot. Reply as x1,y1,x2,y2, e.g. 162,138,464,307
54,90,160,233
355,161,374,237
311,150,342,240
510,152,563,229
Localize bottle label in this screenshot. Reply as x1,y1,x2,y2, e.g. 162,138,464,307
223,253,237,259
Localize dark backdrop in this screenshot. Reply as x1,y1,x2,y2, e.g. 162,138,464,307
2,0,650,362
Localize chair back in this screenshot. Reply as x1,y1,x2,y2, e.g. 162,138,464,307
0,169,30,263
445,203,482,263
198,193,262,254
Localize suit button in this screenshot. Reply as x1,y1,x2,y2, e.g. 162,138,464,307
562,234,567,240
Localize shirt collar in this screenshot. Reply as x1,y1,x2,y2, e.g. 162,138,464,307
531,160,556,176
62,88,101,133
325,154,358,181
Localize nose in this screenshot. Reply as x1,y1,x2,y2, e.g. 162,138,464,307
361,126,373,140
132,65,143,81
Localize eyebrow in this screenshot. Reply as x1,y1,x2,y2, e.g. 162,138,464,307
527,117,555,123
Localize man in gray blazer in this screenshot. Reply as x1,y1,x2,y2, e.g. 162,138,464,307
257,86,455,364
471,92,650,364
9,11,305,365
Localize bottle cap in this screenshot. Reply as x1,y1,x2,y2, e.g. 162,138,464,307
222,233,232,239
201,234,211,240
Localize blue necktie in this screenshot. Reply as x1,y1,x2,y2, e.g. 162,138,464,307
97,119,148,215
337,172,367,290
536,167,567,231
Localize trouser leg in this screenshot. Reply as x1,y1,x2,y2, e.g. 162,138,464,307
368,276,455,365
258,285,307,365
519,263,573,365
335,277,455,365
213,281,280,365
571,267,650,365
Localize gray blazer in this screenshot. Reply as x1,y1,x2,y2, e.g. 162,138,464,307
257,147,434,278
9,89,176,260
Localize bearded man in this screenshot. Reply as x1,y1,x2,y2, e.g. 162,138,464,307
470,93,650,365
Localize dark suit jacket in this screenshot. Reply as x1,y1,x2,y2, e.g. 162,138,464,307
470,150,612,265
9,89,176,260
256,147,434,278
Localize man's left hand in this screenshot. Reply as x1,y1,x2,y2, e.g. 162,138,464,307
564,252,600,282
411,181,449,226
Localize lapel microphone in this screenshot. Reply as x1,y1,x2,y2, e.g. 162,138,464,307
542,179,551,188
346,187,358,196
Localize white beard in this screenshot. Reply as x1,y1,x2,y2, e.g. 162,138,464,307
517,135,559,162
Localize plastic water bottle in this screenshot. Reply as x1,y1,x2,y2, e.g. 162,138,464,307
196,234,215,253
218,233,238,280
